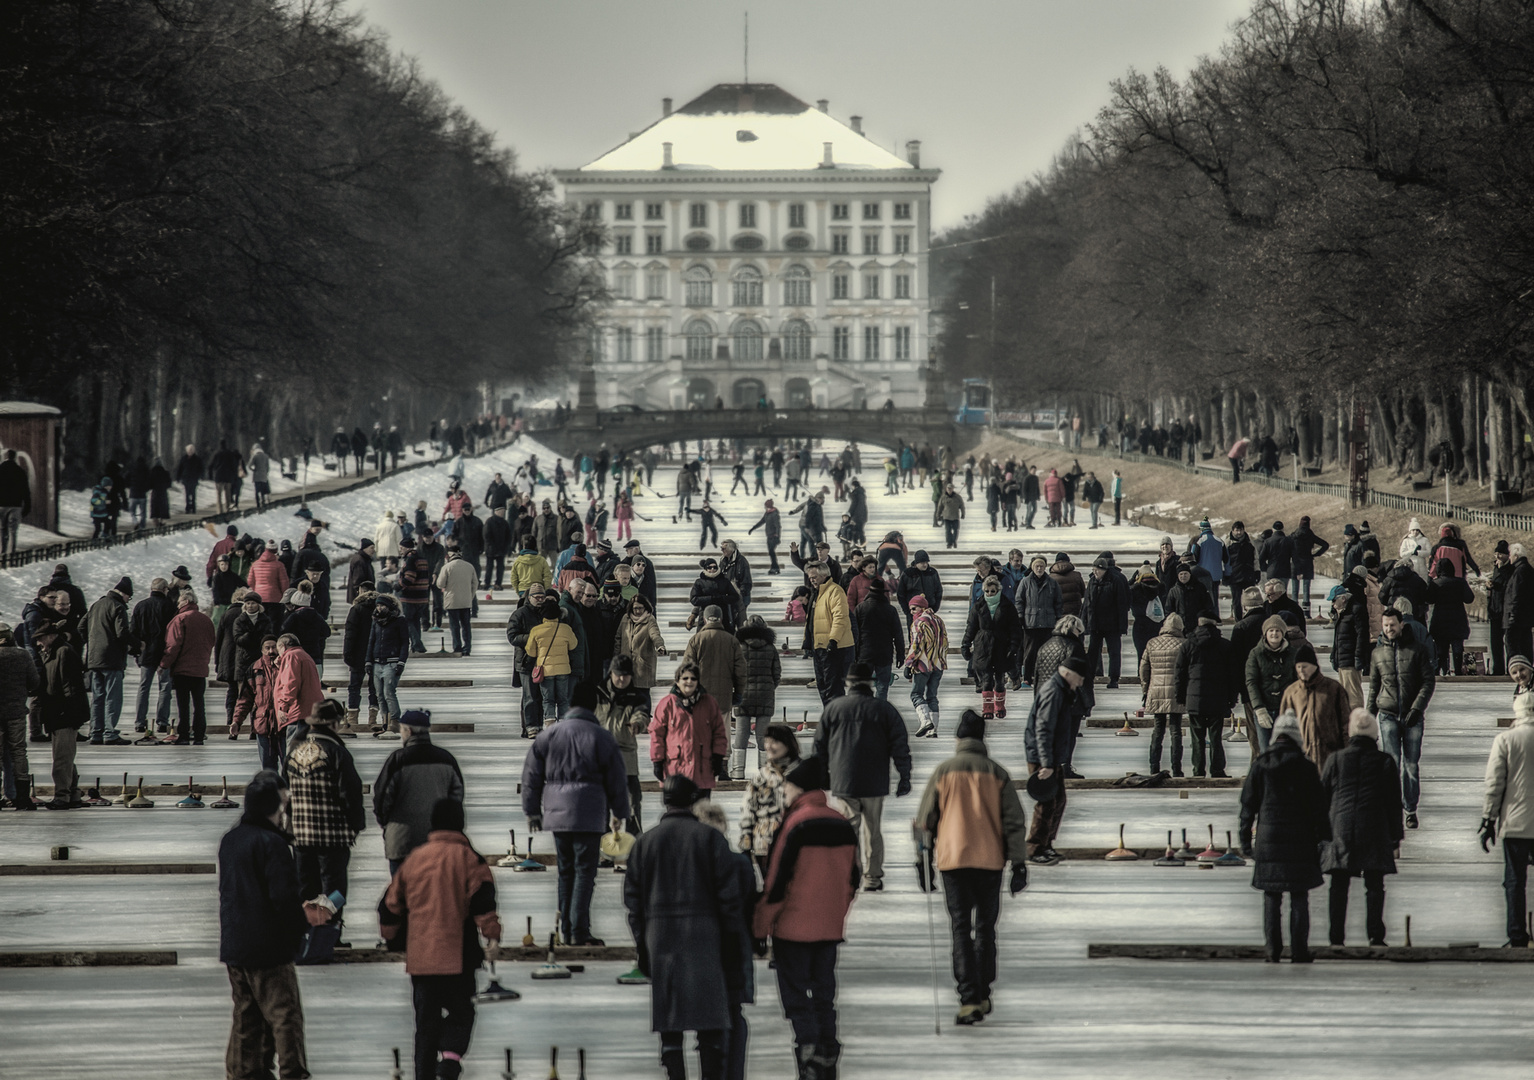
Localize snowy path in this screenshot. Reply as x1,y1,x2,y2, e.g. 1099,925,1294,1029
0,440,1520,1079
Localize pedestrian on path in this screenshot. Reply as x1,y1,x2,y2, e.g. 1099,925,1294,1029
521,685,630,946
753,756,859,1080
814,662,912,892
916,710,1029,1025
624,774,751,1080
650,661,729,795
373,710,462,874
161,590,215,745
285,699,365,905
1367,608,1436,830
1280,642,1351,771
85,576,136,745
1023,655,1088,864
1321,708,1402,946
380,798,503,1080
1139,614,1186,776
1240,712,1330,963
219,771,321,1080
0,623,40,809
1480,660,1534,946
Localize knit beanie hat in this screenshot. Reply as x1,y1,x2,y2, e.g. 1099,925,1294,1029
784,756,828,792
1294,642,1318,667
1272,711,1301,743
114,576,133,596
1348,708,1380,741
955,710,986,741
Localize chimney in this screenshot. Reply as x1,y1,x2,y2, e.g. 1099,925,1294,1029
906,140,922,168
816,99,828,113
663,97,672,117
850,115,863,135
821,142,834,168
662,142,673,168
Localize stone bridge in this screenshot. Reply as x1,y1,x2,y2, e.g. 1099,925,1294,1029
527,406,987,458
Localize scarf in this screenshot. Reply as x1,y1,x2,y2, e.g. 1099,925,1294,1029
671,685,702,710
985,592,1002,617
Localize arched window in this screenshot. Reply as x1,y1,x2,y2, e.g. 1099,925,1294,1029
732,378,766,408
783,265,812,307
784,378,812,409
684,319,714,361
733,266,763,307
733,321,763,362
684,266,712,307
783,319,813,361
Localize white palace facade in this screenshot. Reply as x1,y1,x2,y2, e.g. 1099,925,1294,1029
554,83,940,410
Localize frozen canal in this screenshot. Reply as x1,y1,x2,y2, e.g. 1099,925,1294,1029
2,439,1527,1078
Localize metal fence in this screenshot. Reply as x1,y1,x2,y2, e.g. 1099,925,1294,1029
0,442,508,573
1021,433,1534,534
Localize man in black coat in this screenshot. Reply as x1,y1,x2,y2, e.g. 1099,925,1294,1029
1488,540,1514,675
0,448,32,554
342,586,378,729
897,551,944,627
219,771,319,1080
1082,557,1130,688
345,540,374,605
482,506,513,590
504,584,549,738
129,578,178,739
1240,714,1331,962
812,662,913,891
1503,543,1534,666
1175,617,1235,778
292,530,332,620
455,503,485,581
1258,521,1293,588
853,578,905,702
1320,709,1403,946
174,444,203,513
623,774,748,1080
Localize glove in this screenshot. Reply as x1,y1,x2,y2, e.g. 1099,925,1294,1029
896,777,912,797
712,754,728,781
1480,817,1497,852
653,761,666,781
527,815,542,832
1407,709,1425,727
1255,708,1273,729
1009,865,1028,895
903,666,913,681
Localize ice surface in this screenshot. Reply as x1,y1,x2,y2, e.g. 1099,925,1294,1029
1,440,1521,1079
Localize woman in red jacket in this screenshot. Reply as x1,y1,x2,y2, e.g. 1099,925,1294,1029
649,662,728,793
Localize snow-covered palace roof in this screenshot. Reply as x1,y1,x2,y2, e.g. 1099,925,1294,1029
572,83,921,175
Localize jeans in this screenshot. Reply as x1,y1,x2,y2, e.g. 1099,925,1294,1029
1025,762,1066,855
871,664,893,701
520,680,543,733
88,669,125,738
0,506,20,552
1377,711,1422,812
812,646,852,705
134,664,173,730
404,604,426,652
411,972,475,1080
699,521,718,549
911,669,941,711
943,519,960,548
446,608,472,655
1263,889,1312,960
294,846,351,902
345,663,376,712
257,733,281,774
1328,870,1386,945
772,940,839,1052
1087,632,1121,684
1149,713,1183,774
373,662,403,721
839,795,885,886
127,498,147,528
1113,496,1122,525
1288,577,1312,606
487,554,505,590
1503,837,1534,946
172,673,207,741
1188,715,1226,776
1024,500,1038,528
225,963,309,1080
554,831,601,943
1089,502,1101,527
541,673,572,721
733,712,770,751
1247,706,1272,756
942,868,1002,1006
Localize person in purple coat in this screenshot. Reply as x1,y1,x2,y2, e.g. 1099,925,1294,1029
520,683,631,945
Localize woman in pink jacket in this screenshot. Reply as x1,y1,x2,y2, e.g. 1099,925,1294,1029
1042,468,1066,527
649,661,729,792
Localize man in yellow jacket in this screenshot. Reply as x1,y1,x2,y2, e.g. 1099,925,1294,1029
915,711,1029,1025
803,562,853,704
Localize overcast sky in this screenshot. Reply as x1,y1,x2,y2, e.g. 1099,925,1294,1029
347,0,1243,230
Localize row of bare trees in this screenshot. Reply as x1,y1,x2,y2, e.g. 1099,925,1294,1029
937,0,1534,492
2,0,600,482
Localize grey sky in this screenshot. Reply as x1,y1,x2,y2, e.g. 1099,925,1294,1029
348,0,1242,230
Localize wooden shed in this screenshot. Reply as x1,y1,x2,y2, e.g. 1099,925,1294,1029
0,402,63,534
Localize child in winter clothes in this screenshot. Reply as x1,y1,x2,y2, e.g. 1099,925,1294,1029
785,587,810,624
615,496,635,542
837,514,858,560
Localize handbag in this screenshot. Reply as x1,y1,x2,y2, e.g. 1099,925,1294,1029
531,665,545,684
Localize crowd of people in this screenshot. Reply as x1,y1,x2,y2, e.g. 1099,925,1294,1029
4,433,1534,1080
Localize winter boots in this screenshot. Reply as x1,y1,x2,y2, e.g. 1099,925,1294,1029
914,704,937,739
12,774,35,811
374,714,400,741
729,748,748,781
981,691,994,720
994,687,1006,719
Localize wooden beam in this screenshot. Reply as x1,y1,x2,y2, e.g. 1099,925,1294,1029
1087,943,1534,962
0,950,178,967
329,944,636,964
0,863,214,876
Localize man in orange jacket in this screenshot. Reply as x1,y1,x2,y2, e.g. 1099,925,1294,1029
273,634,323,763
381,798,501,1080
753,756,858,1079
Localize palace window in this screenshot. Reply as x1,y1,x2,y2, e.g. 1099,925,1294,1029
614,203,633,220
894,325,912,360
783,320,812,361
788,203,806,228
831,202,850,220
689,203,708,227
863,233,880,255
684,266,712,307
783,266,812,307
832,233,849,255
613,270,634,298
645,268,666,299
864,326,881,361
733,266,764,307
613,234,632,255
615,326,634,362
832,326,850,360
685,320,713,361
863,202,881,220
832,273,849,300
734,321,764,361
894,203,912,220
645,326,665,362
893,233,911,254
739,203,757,228
645,202,664,220
894,274,911,300
645,233,664,255
864,273,880,300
